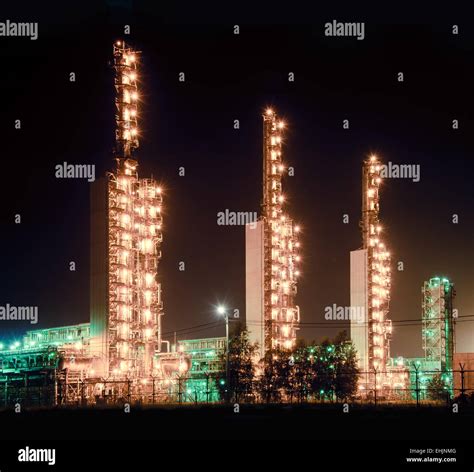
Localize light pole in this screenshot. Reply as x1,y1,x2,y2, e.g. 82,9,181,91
217,305,229,400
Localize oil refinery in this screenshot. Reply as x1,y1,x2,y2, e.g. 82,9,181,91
0,41,472,408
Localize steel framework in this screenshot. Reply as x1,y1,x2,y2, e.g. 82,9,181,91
107,41,164,378
262,109,300,353
362,155,392,372
360,155,407,392
422,277,455,371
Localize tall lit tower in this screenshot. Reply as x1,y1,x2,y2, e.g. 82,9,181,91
90,41,164,379
361,155,392,373
246,108,300,358
350,155,406,392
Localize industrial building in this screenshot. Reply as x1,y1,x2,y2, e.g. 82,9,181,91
0,41,191,407
349,158,465,401
350,155,408,396
89,41,165,380
0,41,233,408
422,277,455,374
245,109,301,360
23,323,90,350
1,42,471,408
177,337,226,402
402,277,457,399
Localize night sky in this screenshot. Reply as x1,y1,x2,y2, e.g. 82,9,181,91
0,2,473,358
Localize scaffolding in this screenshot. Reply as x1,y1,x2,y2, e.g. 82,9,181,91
262,109,300,353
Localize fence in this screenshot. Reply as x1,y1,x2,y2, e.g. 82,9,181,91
1,369,473,408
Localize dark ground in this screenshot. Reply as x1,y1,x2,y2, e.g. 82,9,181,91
0,403,473,440
0,405,473,470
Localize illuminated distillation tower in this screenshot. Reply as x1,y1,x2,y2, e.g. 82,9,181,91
362,155,392,376
108,41,163,378
262,109,300,352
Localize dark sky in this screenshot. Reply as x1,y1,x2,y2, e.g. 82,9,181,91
0,2,473,358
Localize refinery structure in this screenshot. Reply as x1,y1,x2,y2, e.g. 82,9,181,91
0,42,305,406
402,277,457,398
421,277,455,374
0,41,193,406
349,156,460,399
90,41,164,380
246,109,301,359
0,41,471,408
350,155,408,396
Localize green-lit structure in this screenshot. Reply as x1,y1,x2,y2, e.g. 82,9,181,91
422,277,455,374
23,323,90,350
177,337,226,402
0,345,63,406
0,326,226,406
399,277,456,400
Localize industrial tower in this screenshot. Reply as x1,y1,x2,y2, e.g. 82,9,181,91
350,155,406,394
0,41,195,407
246,109,301,359
90,41,164,379
422,277,456,373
